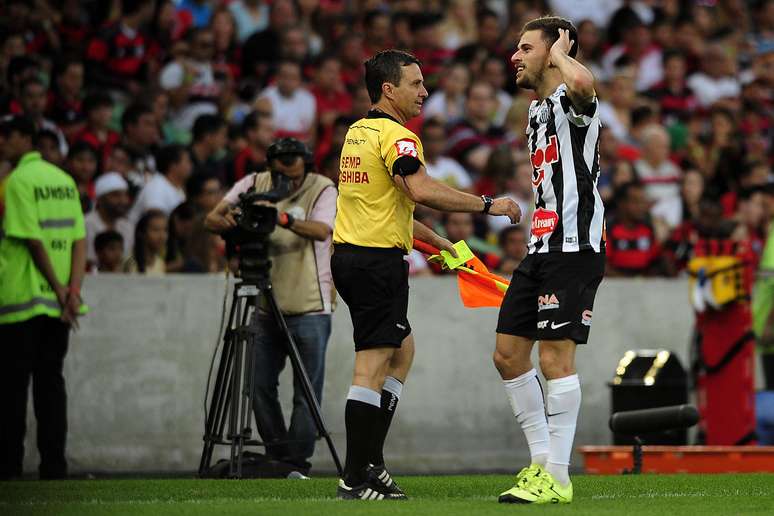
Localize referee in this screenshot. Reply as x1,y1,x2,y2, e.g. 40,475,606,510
332,49,519,500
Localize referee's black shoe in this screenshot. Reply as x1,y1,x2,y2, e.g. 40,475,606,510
368,464,407,499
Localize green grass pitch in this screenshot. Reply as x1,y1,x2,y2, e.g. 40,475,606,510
2,473,774,515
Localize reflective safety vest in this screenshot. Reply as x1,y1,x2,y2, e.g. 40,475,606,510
0,152,87,324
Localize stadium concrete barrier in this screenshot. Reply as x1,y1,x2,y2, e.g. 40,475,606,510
20,275,736,474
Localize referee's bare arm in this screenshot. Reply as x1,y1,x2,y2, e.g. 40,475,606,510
393,166,521,224
549,28,595,110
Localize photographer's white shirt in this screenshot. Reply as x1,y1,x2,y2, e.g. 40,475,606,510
224,174,337,313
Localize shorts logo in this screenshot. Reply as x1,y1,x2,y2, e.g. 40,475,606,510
538,293,560,311
537,320,548,329
581,310,593,327
396,323,407,330
532,208,559,238
395,138,418,158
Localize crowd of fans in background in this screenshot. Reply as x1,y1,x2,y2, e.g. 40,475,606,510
0,0,772,279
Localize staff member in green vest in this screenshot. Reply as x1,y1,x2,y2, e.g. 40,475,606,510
205,137,336,476
0,116,87,480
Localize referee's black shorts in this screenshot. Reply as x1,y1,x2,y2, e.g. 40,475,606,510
331,243,411,351
497,250,605,344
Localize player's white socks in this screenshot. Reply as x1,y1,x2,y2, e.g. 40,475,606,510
545,374,581,486
503,368,549,467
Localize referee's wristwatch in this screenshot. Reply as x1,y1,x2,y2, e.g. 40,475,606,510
481,195,494,214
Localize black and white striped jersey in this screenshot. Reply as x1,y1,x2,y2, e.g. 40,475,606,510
526,83,605,254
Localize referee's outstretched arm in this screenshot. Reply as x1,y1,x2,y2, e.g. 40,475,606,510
393,166,521,224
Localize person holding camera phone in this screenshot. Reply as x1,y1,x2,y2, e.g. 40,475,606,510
205,137,336,476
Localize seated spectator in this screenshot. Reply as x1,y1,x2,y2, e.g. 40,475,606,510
129,144,192,224
497,225,527,275
259,60,317,143
447,81,511,174
598,66,638,143
181,215,223,273
319,150,340,186
606,182,664,277
93,230,125,273
311,55,352,134
65,142,98,212
646,50,699,125
165,201,196,272
489,159,534,238
422,118,472,191
36,129,64,167
124,209,168,275
160,27,223,132
634,125,682,224
186,172,222,214
74,92,120,172
229,0,270,42
433,212,501,273
422,61,470,125
188,113,228,181
600,10,663,92
240,0,298,80
47,57,85,140
85,0,156,95
233,110,273,181
481,56,513,127
121,103,160,188
17,77,68,155
687,44,741,108
85,172,134,269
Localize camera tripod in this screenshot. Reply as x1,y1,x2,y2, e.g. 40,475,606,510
198,272,343,478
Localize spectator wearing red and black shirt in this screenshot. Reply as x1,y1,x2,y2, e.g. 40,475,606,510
311,55,352,157
607,181,665,277
232,110,273,182
411,13,455,93
447,81,511,174
646,50,698,125
47,58,86,141
73,92,121,173
85,0,157,94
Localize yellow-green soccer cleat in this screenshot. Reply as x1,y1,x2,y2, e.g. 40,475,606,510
531,469,573,504
497,463,543,504
498,464,573,504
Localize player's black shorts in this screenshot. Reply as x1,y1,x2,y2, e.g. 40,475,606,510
331,243,411,351
497,250,605,344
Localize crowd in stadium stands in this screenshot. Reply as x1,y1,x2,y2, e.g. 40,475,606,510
0,0,772,278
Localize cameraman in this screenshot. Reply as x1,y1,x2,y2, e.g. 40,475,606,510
205,138,336,475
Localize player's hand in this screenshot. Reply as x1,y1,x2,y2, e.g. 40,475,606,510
489,197,521,224
549,28,574,64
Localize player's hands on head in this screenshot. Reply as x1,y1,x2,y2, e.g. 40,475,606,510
549,28,574,64
489,197,521,224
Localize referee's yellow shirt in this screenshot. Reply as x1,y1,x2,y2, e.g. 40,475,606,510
333,111,424,252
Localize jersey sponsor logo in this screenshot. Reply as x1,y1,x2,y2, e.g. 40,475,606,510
532,169,545,187
340,156,361,169
581,309,593,327
394,138,419,158
34,185,77,202
531,208,558,237
339,170,370,184
538,293,559,311
530,134,559,170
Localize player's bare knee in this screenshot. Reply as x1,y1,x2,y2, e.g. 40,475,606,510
493,349,531,378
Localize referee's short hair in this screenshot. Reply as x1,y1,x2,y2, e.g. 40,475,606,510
521,16,579,58
364,49,421,104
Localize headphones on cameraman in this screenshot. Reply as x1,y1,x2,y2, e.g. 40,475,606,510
267,137,314,173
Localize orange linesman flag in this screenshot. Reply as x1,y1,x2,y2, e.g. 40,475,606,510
413,239,510,308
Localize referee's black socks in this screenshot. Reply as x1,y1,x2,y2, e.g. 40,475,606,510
344,385,382,485
371,376,403,467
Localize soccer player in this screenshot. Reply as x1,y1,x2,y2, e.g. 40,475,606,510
495,17,605,504
332,50,519,500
